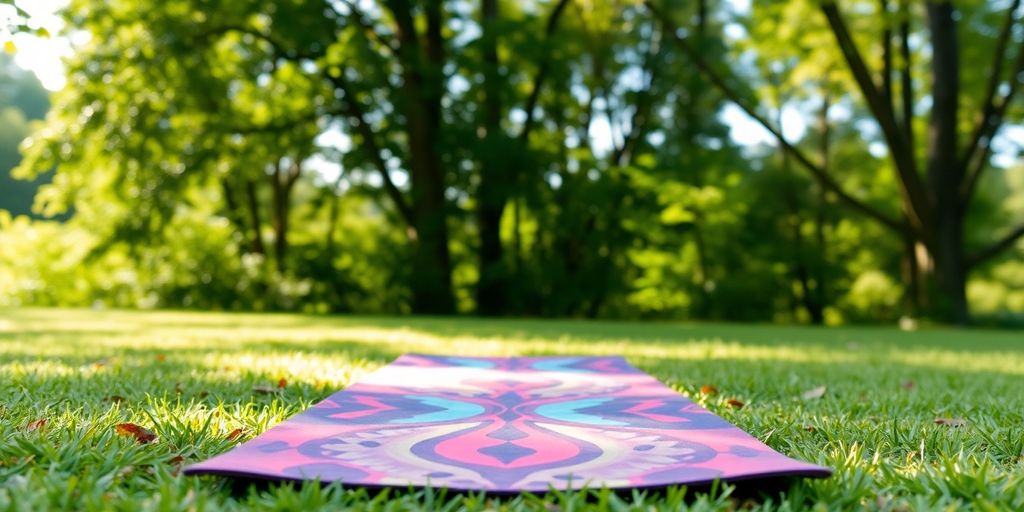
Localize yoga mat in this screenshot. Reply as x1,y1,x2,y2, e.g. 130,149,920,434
185,355,830,492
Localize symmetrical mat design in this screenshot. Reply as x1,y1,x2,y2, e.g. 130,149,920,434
185,355,830,492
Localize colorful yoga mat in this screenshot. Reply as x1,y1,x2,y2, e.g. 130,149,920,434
185,354,830,492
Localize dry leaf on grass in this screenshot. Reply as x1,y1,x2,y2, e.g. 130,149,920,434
726,398,745,409
26,419,47,431
802,424,817,432
167,455,185,465
277,378,288,389
115,423,157,443
801,385,827,400
227,428,246,440
5,455,34,466
934,417,967,427
699,385,719,395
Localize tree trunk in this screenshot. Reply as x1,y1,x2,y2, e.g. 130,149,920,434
928,214,969,324
475,0,509,315
325,170,345,255
409,172,453,314
900,232,921,316
270,160,299,274
389,0,455,314
406,87,454,314
476,196,507,315
220,179,255,256
922,1,969,324
244,179,266,256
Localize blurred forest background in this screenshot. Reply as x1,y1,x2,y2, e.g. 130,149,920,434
0,0,1022,325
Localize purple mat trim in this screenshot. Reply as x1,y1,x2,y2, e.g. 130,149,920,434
185,355,830,492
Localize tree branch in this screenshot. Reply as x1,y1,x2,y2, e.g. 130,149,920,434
880,0,893,108
614,26,665,167
330,74,416,228
898,0,914,149
648,1,905,234
962,51,1024,204
518,0,573,142
820,2,930,234
968,224,1024,268
961,0,1020,163
384,0,420,55
961,1,1023,203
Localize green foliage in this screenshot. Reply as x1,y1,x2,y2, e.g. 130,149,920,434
4,309,1024,509
0,55,49,217
0,194,409,313
2,0,1023,322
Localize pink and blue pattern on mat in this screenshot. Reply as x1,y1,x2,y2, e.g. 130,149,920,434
185,355,830,492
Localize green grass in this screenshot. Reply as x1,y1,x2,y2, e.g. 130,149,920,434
1,309,1023,511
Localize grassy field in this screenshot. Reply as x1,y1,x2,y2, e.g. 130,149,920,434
1,309,1023,510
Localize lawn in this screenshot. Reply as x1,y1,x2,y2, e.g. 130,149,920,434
1,309,1023,510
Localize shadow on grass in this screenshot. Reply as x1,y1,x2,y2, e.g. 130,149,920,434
221,473,799,506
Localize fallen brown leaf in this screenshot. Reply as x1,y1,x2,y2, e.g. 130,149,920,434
801,385,827,400
726,398,745,409
115,423,157,444
26,419,47,431
9,455,34,466
934,417,967,427
802,424,817,432
227,428,246,440
277,378,288,389
699,385,719,395
167,455,185,465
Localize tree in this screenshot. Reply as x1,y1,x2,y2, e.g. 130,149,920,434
472,0,571,315
12,0,1021,322
652,0,1024,323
